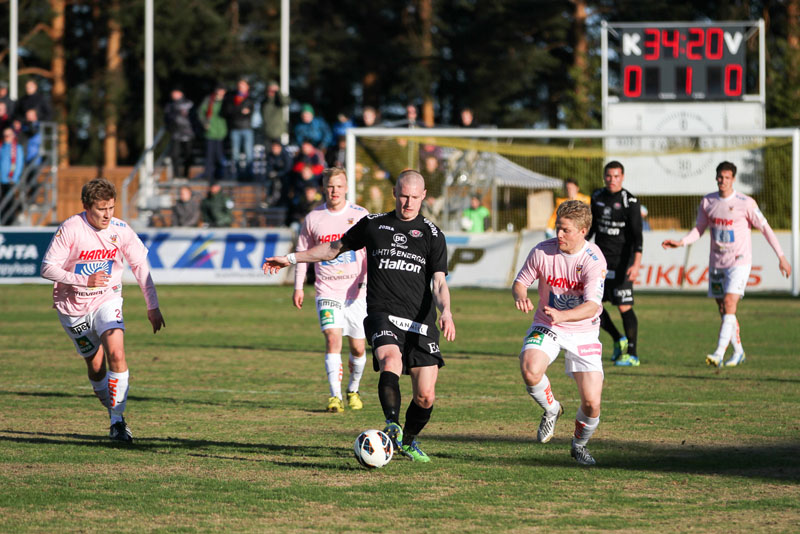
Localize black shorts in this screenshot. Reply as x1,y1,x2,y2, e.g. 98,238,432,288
603,270,634,306
364,312,444,375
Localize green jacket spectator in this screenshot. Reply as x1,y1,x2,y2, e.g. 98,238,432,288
201,184,234,227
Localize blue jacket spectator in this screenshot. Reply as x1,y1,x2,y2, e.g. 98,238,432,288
0,127,25,186
294,104,333,151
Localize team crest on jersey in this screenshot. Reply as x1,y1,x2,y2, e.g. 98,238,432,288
409,229,422,238
613,202,621,210
347,218,354,224
55,228,62,237
109,234,118,243
576,265,582,274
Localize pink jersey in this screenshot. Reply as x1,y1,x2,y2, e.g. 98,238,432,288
294,202,368,300
515,239,607,333
680,191,784,269
41,213,159,316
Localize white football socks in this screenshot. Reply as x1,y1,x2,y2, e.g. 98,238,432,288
572,406,599,447
347,352,366,393
324,353,343,399
89,375,111,410
714,314,737,356
730,317,744,355
107,370,129,424
526,375,561,415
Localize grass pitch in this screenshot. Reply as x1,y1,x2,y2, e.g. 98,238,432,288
1,285,799,533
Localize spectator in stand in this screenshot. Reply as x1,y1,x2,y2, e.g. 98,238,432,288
460,107,475,128
292,140,325,191
172,185,201,227
17,79,52,122
21,109,42,165
358,106,380,127
287,182,322,232
333,112,354,139
261,80,288,143
163,89,195,179
326,135,347,168
223,78,256,179
0,127,25,219
201,183,234,228
266,139,293,206
197,85,227,181
405,103,420,128
461,194,491,233
0,101,13,132
546,178,591,238
294,104,333,152
0,82,16,118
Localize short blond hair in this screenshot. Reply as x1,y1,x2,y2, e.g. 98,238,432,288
556,199,591,230
322,167,346,188
81,178,116,208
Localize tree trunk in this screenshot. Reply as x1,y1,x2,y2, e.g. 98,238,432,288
104,0,122,169
419,0,435,127
570,0,590,128
50,0,68,167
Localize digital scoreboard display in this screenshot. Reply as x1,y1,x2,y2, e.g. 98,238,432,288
619,25,747,101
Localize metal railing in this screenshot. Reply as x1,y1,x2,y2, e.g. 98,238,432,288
121,127,167,222
0,121,58,226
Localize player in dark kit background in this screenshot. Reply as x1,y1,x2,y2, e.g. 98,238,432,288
587,161,643,367
263,170,456,462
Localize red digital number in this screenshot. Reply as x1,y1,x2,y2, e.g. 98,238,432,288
706,27,723,60
644,28,660,60
623,66,642,97
686,27,704,60
685,66,693,95
724,64,743,96
662,29,680,58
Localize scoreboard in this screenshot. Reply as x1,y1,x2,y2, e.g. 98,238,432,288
619,24,748,101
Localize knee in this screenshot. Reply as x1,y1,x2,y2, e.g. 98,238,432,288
520,364,544,387
105,348,126,366
581,399,601,418
414,391,435,409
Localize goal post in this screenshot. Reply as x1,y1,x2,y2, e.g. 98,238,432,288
345,126,800,296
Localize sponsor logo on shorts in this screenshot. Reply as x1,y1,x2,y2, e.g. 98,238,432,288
524,332,545,346
613,288,633,303
371,330,398,343
577,343,602,357
388,315,428,336
75,335,95,354
379,258,421,274
427,342,440,353
320,309,335,326
318,299,342,309
69,321,90,335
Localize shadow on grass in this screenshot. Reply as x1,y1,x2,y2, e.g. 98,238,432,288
0,429,362,472
0,390,274,409
430,432,800,481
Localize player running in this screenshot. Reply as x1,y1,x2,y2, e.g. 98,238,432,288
293,167,369,413
513,200,607,466
587,161,643,367
661,161,791,367
264,170,455,462
41,178,165,442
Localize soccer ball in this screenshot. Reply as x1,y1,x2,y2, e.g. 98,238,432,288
353,429,393,468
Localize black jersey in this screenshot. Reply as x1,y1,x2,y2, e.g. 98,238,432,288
340,211,448,328
587,187,643,269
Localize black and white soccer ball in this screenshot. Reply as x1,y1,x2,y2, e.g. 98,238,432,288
353,429,393,468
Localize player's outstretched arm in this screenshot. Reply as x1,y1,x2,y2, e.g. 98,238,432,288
263,240,347,275
661,239,682,249
512,281,534,314
432,272,456,342
147,307,165,333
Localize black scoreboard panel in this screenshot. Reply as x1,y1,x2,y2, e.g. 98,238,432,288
619,25,747,101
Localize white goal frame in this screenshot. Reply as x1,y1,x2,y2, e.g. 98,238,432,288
345,126,800,296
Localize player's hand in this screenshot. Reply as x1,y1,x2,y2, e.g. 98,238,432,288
293,289,304,309
263,256,289,275
87,271,110,287
515,297,534,314
543,305,565,324
661,239,681,249
438,311,456,342
779,256,792,278
626,264,640,282
147,307,165,333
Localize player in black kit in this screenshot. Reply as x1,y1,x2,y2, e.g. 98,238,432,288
587,161,643,367
263,170,456,462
